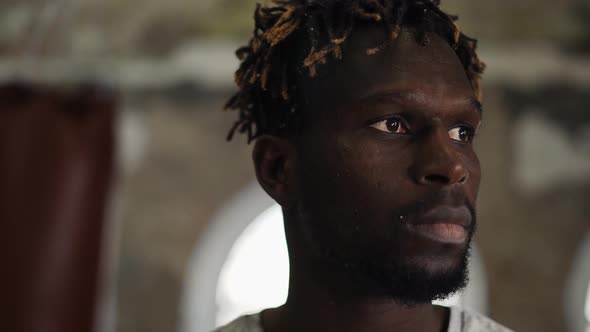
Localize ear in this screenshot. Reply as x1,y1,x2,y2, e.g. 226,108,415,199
252,135,298,208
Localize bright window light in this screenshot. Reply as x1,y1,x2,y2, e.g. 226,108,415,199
434,293,461,307
215,204,289,326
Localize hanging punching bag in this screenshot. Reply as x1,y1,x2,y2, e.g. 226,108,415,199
0,82,117,332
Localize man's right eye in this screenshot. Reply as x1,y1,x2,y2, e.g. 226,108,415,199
370,117,409,134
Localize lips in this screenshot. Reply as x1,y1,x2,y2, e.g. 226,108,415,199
402,206,472,244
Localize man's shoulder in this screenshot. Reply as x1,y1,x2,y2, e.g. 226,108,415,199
450,306,514,332
213,313,263,332
213,307,513,332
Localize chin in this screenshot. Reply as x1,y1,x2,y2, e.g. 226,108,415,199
382,246,471,304
336,244,472,305
405,246,470,274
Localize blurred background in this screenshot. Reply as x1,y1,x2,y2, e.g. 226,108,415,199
0,0,589,332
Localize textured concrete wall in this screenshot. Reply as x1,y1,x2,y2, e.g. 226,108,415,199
115,95,254,332
0,0,587,57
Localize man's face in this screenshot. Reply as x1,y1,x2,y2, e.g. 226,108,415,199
291,29,482,304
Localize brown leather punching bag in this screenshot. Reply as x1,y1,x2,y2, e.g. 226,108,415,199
0,83,117,332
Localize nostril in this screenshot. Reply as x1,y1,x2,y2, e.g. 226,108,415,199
423,174,450,184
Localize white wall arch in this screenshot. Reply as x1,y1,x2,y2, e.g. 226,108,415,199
180,181,276,332
180,181,490,332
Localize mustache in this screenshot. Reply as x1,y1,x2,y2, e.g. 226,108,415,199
392,189,476,228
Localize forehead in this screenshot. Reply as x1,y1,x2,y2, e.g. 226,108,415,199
304,27,475,107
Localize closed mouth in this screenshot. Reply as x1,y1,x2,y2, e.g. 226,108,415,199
402,206,472,244
406,222,467,244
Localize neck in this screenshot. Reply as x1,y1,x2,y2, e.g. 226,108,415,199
261,253,449,332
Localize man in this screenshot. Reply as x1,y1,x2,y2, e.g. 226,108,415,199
219,0,511,331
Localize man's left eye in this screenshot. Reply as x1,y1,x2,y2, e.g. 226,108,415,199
448,126,475,143
370,117,409,134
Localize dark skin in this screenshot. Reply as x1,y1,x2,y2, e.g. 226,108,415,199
252,27,482,332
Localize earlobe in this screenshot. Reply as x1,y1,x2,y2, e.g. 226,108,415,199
252,135,297,208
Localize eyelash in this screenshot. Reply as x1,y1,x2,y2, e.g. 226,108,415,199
369,116,477,143
369,116,410,135
448,125,476,143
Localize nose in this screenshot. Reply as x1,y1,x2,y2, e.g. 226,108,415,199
410,128,468,186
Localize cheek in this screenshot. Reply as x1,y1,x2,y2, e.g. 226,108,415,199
299,141,367,209
298,136,411,226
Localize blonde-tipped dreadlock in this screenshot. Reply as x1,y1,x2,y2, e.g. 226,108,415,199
225,0,486,143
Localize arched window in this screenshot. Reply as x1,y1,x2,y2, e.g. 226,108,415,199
215,204,288,326
181,183,489,332
565,232,590,332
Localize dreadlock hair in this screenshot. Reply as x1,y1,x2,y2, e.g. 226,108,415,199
225,0,486,143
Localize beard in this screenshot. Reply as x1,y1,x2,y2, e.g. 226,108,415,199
294,191,477,306
328,240,473,306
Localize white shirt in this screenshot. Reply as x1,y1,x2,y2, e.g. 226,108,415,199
214,306,513,332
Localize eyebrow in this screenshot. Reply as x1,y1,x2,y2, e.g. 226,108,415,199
359,90,483,114
470,98,483,114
